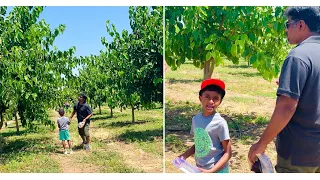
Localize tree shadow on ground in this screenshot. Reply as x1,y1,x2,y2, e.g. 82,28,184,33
225,65,251,69
166,78,203,84
117,129,163,142
0,129,28,137
227,71,261,78
96,119,150,129
165,102,201,132
0,136,58,164
90,113,127,122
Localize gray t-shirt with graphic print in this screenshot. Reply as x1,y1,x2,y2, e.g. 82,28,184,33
57,116,70,131
190,112,230,170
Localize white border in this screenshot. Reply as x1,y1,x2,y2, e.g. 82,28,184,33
0,172,319,179
1,0,319,6
162,5,166,174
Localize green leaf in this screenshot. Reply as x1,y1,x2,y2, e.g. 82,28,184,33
250,55,257,64
206,52,212,60
190,42,195,49
204,37,211,44
231,44,237,57
240,34,248,41
274,22,278,32
32,93,37,100
24,75,29,81
205,43,214,50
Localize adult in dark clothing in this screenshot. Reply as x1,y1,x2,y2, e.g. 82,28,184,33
70,93,93,150
248,6,320,173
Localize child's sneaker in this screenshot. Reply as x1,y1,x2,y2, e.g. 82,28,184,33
64,150,68,154
69,149,73,154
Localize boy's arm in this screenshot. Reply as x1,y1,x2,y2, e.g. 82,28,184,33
69,110,75,122
178,145,195,159
57,120,61,129
199,140,232,173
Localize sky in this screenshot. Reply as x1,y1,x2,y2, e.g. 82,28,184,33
7,6,133,74
37,6,132,57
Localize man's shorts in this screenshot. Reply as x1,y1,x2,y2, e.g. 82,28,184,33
275,155,320,173
78,123,90,137
59,130,70,140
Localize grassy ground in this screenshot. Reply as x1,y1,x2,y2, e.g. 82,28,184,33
0,106,163,173
165,60,278,173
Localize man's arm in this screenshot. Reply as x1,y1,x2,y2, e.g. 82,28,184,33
178,145,195,160
248,95,298,164
82,113,93,124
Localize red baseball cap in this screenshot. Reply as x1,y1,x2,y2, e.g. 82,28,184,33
200,79,225,91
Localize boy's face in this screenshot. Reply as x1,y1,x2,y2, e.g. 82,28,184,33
199,90,222,116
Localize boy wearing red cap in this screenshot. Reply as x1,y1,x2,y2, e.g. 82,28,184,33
178,79,232,173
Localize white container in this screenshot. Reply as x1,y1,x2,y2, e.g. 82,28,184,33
256,153,274,173
172,157,201,173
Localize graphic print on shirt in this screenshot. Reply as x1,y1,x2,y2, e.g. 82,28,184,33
194,128,212,158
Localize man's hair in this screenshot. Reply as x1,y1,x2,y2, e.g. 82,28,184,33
58,108,64,115
285,6,320,33
199,85,225,100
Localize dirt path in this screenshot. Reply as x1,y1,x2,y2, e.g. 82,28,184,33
49,112,100,173
105,141,163,173
49,111,162,173
50,151,98,173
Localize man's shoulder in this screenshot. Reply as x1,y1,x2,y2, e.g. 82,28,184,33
83,103,92,109
288,44,315,64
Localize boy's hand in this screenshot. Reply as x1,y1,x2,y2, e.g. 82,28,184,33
177,155,184,159
198,167,214,173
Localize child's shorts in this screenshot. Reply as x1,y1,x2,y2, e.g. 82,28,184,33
59,130,70,140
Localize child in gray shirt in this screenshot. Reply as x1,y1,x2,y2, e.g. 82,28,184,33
178,79,232,173
57,108,72,154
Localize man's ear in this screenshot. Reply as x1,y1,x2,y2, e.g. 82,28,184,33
299,20,307,31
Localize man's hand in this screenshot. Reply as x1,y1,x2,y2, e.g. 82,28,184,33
248,141,267,165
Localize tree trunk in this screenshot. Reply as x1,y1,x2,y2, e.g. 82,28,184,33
120,106,123,112
15,113,19,134
203,58,215,79
0,113,3,130
18,101,26,127
98,103,101,114
110,107,113,118
131,106,135,124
